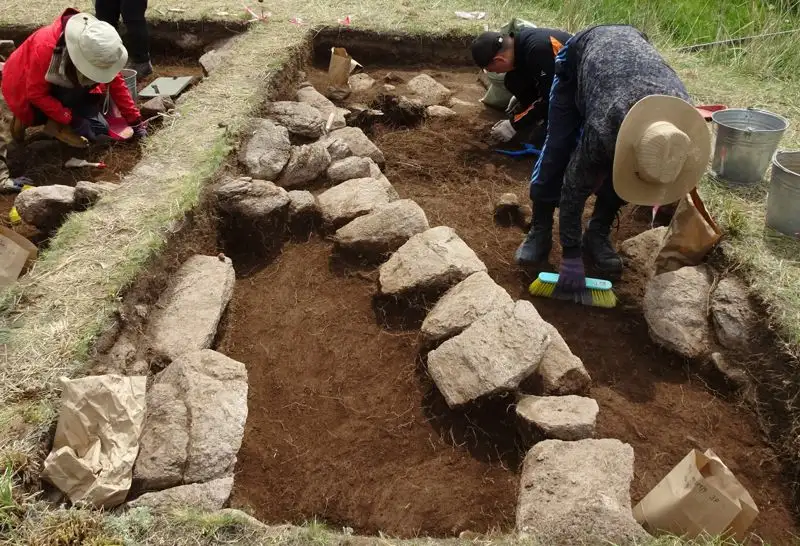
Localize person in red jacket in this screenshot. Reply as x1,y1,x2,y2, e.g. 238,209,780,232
1,8,146,146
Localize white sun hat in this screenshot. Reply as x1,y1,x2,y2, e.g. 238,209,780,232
64,12,128,84
613,95,711,206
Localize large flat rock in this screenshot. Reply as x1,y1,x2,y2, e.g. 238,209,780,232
711,276,757,351
325,127,385,167
407,74,453,106
215,177,290,224
127,476,234,512
644,265,712,359
295,86,347,131
517,439,650,544
516,395,599,441
278,142,331,188
15,184,76,230
427,301,551,407
327,156,375,183
264,101,325,138
146,255,235,363
317,177,399,228
238,119,291,180
134,350,248,490
378,226,486,297
333,199,429,256
420,271,513,346
535,323,591,396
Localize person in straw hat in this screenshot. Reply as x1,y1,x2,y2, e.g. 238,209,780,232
516,25,711,292
1,8,146,147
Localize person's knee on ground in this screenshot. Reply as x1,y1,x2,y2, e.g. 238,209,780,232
515,200,557,265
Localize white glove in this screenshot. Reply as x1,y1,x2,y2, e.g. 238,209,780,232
505,95,520,115
490,119,516,143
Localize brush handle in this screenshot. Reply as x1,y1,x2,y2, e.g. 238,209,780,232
538,272,613,290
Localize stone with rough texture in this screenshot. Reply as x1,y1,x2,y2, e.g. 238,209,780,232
426,105,457,118
494,192,521,225
278,143,331,188
711,276,757,351
516,395,599,441
295,86,347,131
428,301,551,407
326,127,385,166
147,255,236,363
134,350,247,490
450,97,480,109
334,199,429,256
535,323,591,395
239,119,291,180
327,156,375,183
74,180,117,209
325,138,352,161
620,227,667,272
710,352,749,388
349,73,376,92
317,177,399,228
517,439,649,544
215,178,290,223
407,74,453,106
379,226,487,297
15,185,76,230
287,190,317,220
421,271,513,345
140,96,175,119
264,101,325,138
644,266,712,359
128,476,233,511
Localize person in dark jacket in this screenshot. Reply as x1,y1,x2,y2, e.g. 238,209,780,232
472,26,572,144
517,25,710,292
2,9,145,146
96,0,151,77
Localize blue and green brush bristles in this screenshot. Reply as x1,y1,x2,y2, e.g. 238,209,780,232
528,272,618,308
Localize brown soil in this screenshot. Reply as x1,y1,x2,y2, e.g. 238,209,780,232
122,64,799,541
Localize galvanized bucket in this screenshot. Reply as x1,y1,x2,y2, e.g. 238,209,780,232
766,150,800,237
711,108,788,185
121,68,138,102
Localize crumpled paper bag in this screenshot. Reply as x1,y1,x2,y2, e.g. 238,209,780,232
42,375,147,508
654,189,721,274
327,47,361,100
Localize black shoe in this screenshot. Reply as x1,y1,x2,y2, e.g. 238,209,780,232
583,230,623,277
515,227,553,265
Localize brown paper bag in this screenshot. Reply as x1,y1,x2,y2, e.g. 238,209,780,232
42,375,147,508
654,189,721,274
0,226,37,289
327,47,361,99
633,449,759,540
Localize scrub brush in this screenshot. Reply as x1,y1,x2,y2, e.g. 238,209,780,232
528,272,617,308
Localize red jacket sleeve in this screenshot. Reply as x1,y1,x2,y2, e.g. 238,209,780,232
108,74,141,123
26,42,72,125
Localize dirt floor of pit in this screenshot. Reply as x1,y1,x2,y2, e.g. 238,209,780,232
0,61,203,243
208,67,800,542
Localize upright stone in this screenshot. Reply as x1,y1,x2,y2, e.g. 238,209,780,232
287,190,318,222
264,101,325,138
295,86,347,131
644,265,712,359
134,350,248,489
420,271,513,345
215,177,290,224
333,199,429,256
619,227,667,272
317,177,399,228
535,323,591,395
517,439,650,544
278,143,331,188
379,226,487,297
238,119,291,180
427,301,551,408
516,395,599,441
147,255,235,363
325,127,385,167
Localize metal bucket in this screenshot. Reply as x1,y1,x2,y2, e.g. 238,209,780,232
120,68,138,102
711,108,788,185
766,150,800,236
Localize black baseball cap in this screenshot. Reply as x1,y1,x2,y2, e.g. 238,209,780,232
471,31,504,68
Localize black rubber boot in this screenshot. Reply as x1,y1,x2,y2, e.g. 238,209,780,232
515,201,556,265
583,196,624,278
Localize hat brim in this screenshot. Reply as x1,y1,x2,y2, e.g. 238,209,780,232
613,95,711,206
64,13,128,84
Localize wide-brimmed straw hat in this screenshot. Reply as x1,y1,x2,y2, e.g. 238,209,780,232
613,95,711,206
64,12,128,84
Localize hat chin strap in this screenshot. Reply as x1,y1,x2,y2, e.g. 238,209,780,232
634,121,690,186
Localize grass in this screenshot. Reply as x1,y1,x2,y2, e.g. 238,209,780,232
0,0,799,544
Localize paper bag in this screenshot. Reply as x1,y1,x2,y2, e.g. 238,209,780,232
654,189,721,275
1,226,37,289
42,375,147,508
633,449,759,540
327,47,361,98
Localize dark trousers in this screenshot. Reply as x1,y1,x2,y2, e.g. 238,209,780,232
95,0,150,63
34,87,109,137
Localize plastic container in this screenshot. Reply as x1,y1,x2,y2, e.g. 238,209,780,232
766,150,800,236
120,68,138,102
711,108,788,185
